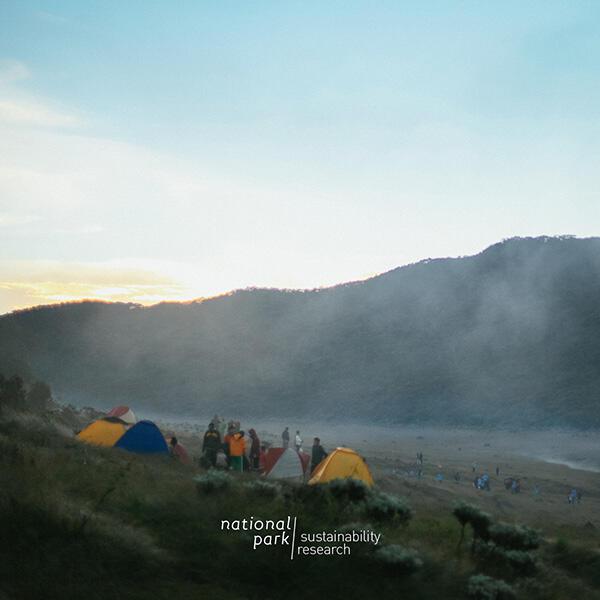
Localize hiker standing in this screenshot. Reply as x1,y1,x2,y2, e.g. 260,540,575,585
229,430,247,472
202,423,221,468
282,427,290,448
223,426,234,468
311,437,328,474
217,418,227,442
472,461,477,472
248,428,261,470
295,430,303,452
259,444,267,470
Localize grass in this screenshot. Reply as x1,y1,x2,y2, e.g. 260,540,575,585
1,407,599,600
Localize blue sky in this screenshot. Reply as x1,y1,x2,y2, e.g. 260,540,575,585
1,1,599,313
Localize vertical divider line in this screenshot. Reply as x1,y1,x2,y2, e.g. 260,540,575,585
290,516,297,560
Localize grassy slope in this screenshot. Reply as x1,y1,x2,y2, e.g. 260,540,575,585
1,410,599,600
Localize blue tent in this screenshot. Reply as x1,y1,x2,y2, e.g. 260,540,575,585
114,420,168,454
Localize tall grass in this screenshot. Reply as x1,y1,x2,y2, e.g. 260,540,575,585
1,408,599,600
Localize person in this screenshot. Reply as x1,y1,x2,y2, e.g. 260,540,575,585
202,423,221,468
437,473,443,483
229,430,247,472
282,427,290,448
496,465,500,477
454,471,460,484
472,461,477,473
295,430,303,452
222,425,234,468
217,417,227,442
248,428,261,470
311,437,327,473
259,444,267,471
169,436,191,465
534,483,540,495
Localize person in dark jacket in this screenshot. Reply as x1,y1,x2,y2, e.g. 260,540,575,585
248,428,261,470
282,427,290,448
202,422,221,467
311,437,327,474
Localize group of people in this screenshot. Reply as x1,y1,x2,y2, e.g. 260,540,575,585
281,427,304,451
201,419,262,472
201,418,328,475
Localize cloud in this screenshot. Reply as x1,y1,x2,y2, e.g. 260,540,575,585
0,98,79,127
34,11,68,25
0,59,30,84
0,259,193,314
0,213,42,227
0,59,80,127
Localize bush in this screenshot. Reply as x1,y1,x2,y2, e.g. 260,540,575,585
452,502,492,542
288,482,328,506
243,479,282,499
488,522,541,551
472,541,539,577
328,477,369,502
372,544,422,575
467,574,516,600
194,470,231,494
365,491,412,524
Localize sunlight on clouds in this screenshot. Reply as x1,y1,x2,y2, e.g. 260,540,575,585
0,260,195,314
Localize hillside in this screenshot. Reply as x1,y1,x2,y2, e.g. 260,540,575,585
1,236,599,428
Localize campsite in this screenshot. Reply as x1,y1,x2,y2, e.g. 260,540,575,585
1,391,599,600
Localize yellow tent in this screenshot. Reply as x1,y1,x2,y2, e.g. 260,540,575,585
77,418,127,447
308,447,374,487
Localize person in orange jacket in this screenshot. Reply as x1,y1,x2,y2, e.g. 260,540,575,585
229,430,247,472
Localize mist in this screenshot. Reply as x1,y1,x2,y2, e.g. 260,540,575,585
1,236,600,430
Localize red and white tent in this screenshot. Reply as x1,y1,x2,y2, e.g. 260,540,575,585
106,405,136,425
263,448,310,482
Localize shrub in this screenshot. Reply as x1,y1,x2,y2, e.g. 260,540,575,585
365,491,412,524
472,541,539,577
194,470,231,494
467,574,516,600
452,503,492,543
328,477,370,502
488,522,541,551
243,480,282,499
372,544,422,575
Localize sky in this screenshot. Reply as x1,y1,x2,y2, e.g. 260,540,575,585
1,1,599,315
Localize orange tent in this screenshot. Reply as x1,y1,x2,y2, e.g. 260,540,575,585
308,447,373,487
77,418,127,447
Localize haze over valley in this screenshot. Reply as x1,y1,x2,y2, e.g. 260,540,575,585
1,236,599,429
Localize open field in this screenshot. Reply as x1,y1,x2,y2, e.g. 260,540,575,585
155,419,600,541
3,407,599,599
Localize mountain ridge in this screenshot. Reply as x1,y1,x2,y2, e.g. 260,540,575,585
1,236,599,428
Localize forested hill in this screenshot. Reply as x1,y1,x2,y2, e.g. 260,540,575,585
1,236,599,428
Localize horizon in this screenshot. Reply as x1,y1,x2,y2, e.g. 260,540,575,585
1,2,599,315
1,233,592,318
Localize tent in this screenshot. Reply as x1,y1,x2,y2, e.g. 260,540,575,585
263,448,310,481
114,420,168,454
308,447,374,487
106,405,136,425
77,418,127,447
